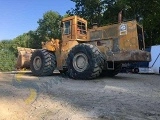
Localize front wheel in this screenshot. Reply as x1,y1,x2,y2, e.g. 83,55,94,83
66,44,104,80
30,49,56,76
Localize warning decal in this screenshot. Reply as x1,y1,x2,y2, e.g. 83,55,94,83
119,24,127,35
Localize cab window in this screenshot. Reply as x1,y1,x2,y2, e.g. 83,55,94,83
77,21,86,34
64,21,70,34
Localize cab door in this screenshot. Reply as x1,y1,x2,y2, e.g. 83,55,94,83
62,20,72,40
58,20,72,70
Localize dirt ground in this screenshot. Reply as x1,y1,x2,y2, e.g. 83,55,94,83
0,71,160,120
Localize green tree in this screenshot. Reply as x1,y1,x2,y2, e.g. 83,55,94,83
68,0,160,46
114,0,160,46
67,0,109,27
11,33,30,56
37,11,62,42
27,30,41,49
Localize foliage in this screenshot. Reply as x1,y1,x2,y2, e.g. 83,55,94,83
37,11,62,42
26,30,41,49
0,40,16,71
67,0,160,46
114,0,160,46
67,0,105,27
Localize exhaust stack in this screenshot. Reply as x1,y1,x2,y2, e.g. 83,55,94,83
118,10,123,23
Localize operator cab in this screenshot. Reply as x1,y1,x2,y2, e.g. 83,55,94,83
62,16,87,41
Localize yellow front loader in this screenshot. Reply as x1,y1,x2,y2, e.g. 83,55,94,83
16,15,151,79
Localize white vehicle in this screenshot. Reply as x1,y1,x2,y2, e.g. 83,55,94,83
138,45,160,74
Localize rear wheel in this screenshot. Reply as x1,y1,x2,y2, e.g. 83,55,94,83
30,49,56,76
67,44,104,80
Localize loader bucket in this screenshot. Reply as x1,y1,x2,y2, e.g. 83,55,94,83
16,47,36,69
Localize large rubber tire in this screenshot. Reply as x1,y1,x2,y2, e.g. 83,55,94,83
101,63,122,77
30,49,56,76
66,44,104,80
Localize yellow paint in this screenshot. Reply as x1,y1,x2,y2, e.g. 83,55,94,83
24,88,37,104
15,69,26,82
15,69,37,104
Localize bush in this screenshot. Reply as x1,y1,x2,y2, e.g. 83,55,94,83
0,49,16,72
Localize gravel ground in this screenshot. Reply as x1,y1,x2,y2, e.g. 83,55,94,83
0,71,160,120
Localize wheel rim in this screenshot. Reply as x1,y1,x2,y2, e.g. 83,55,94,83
33,56,42,70
73,53,88,72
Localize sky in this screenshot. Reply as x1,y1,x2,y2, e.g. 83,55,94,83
0,0,75,40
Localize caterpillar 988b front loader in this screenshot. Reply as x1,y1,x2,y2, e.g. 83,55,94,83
16,15,151,79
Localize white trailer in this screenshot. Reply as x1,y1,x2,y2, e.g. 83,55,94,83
138,45,160,74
